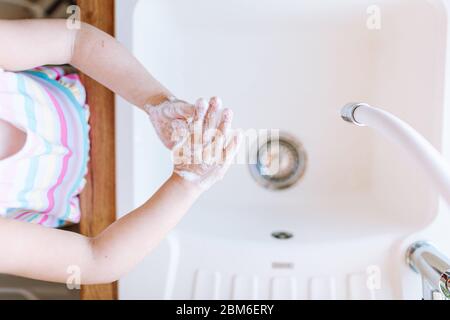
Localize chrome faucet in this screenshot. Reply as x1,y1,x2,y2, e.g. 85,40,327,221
341,103,450,206
406,241,450,300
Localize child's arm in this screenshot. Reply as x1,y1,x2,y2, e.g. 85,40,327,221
0,173,201,284
0,99,241,284
0,19,195,149
0,19,170,107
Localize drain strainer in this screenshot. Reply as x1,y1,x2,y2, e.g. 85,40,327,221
271,231,294,240
249,132,307,190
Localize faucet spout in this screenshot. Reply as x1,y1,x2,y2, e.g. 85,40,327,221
341,102,368,126
406,241,450,300
341,102,450,206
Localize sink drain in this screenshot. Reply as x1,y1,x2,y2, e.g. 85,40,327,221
249,132,307,190
271,231,293,240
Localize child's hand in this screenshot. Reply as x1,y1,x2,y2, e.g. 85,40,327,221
145,97,196,150
173,97,242,191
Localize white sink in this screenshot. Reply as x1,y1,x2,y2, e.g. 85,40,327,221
116,0,450,299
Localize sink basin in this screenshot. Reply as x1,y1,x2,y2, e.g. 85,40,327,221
116,0,450,299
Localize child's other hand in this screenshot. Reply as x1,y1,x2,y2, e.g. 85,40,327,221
173,97,242,191
145,98,196,150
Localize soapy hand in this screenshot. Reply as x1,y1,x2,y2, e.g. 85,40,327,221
145,98,196,150
173,97,242,191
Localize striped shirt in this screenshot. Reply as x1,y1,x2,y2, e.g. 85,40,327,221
0,66,90,228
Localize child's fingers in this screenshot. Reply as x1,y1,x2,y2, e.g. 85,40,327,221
173,132,190,166
194,98,209,122
214,132,242,181
217,108,233,137
204,108,232,153
156,102,195,120
191,98,209,160
207,134,226,165
173,103,196,120
223,130,243,163
172,144,185,166
202,142,212,165
203,97,222,138
170,119,189,149
193,98,209,138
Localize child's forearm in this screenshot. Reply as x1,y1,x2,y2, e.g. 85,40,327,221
0,19,171,108
0,174,201,284
71,22,172,107
88,173,202,283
